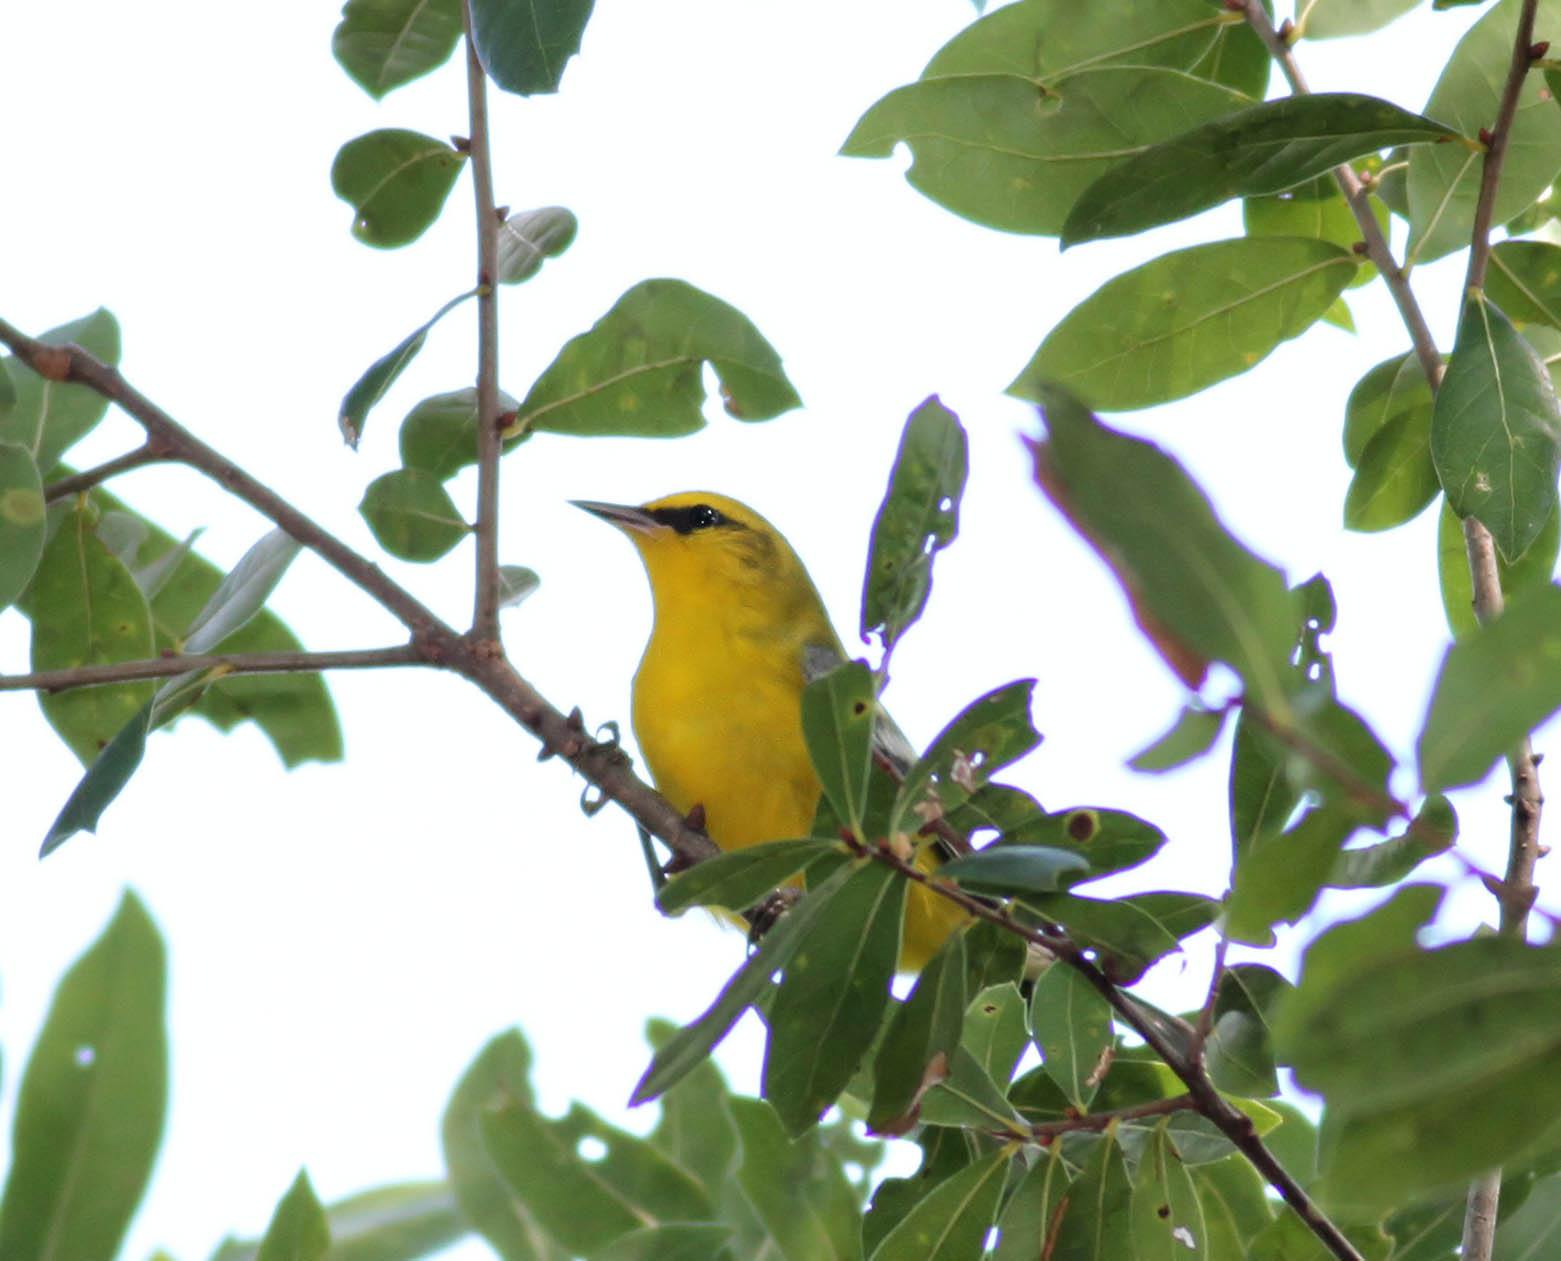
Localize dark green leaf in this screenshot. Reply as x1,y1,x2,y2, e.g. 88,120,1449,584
726,1097,862,1260
978,798,1168,880
255,1172,330,1261
1439,495,1560,638
441,1031,569,1261
1344,406,1439,531
359,468,469,562
960,982,1029,1088
632,864,854,1105
1418,583,1561,789
1327,794,1457,888
1031,389,1297,710
1226,805,1359,946
1229,709,1302,865
841,67,1250,237
1432,292,1561,562
340,292,475,448
1193,1157,1274,1255
1303,0,1421,37
1128,703,1228,772
1016,238,1357,411
918,1044,1029,1133
1131,1121,1208,1259
1205,964,1292,1099
1408,0,1561,262
397,384,517,479
1063,93,1460,245
0,893,166,1261
656,838,834,915
992,1144,1069,1260
763,860,904,1135
1024,891,1218,984
330,129,466,248
512,280,799,437
1488,239,1561,329
1049,1132,1135,1258
644,1019,739,1200
0,309,120,470
212,1181,469,1261
496,207,578,284
938,846,1090,896
468,0,593,95
959,915,1030,993
40,700,155,856
1029,963,1113,1109
0,440,45,610
800,661,876,836
332,0,462,98
21,500,155,764
1493,1172,1561,1258
1290,693,1396,828
889,680,1039,839
587,1224,735,1261
869,932,968,1134
480,1100,711,1254
870,1142,1011,1260
860,395,967,657
1343,351,1436,467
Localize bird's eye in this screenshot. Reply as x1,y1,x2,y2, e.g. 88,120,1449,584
688,504,722,530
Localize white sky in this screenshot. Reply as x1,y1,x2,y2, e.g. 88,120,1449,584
1,1,1540,1257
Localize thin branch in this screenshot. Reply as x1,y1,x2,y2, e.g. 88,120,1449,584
849,839,1363,1261
1026,1092,1196,1141
462,0,504,646
1238,0,1445,389
1190,934,1229,1070
45,443,171,502
0,646,426,693
1465,0,1541,294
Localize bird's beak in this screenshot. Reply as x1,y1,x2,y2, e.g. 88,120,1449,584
571,499,664,537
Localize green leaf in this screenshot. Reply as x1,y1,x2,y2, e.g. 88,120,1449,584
970,798,1169,880
1029,963,1113,1109
869,1142,1011,1260
1050,1132,1136,1257
1303,0,1421,38
183,529,301,654
1418,583,1561,790
496,565,539,610
1128,703,1228,772
1131,1121,1208,1259
1493,1173,1561,1258
938,846,1090,896
0,440,45,610
1284,935,1561,1212
889,679,1040,840
339,291,475,448
1343,351,1436,467
643,1020,739,1200
331,0,462,98
632,864,854,1105
1023,891,1218,984
480,1100,712,1255
841,67,1251,237
1205,964,1292,1099
496,207,578,284
868,932,969,1134
512,279,799,437
763,860,905,1135
330,129,467,248
918,1044,1029,1133
655,838,834,915
860,395,967,658
0,892,166,1261
1488,239,1561,329
1226,805,1359,946
1246,177,1389,289
21,500,155,764
726,1097,863,1261
1431,292,1561,562
441,1031,569,1261
255,1171,330,1261
397,385,518,479
468,0,593,95
800,661,877,836
1031,389,1297,711
0,308,120,470
1408,0,1561,262
1344,406,1440,531
1015,238,1357,411
1229,710,1301,867
992,1144,1069,1260
587,1224,735,1260
1327,794,1457,888
1439,494,1560,638
1063,93,1461,245
359,468,469,562
211,1180,469,1261
1193,1157,1274,1255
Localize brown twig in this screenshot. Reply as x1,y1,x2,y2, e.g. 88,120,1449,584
0,646,425,693
462,0,504,647
848,838,1362,1261
44,443,172,501
1027,1092,1196,1141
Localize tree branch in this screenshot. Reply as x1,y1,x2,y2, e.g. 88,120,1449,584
45,443,172,502
1026,1092,1196,1141
0,646,426,693
462,0,504,646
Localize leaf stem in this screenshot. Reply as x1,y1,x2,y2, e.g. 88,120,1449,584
462,0,504,646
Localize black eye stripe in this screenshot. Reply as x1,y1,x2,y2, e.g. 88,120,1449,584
648,503,737,534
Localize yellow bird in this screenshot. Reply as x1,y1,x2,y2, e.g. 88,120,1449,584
575,491,968,971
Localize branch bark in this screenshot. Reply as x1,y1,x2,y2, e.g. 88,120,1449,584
45,443,171,502
0,646,425,692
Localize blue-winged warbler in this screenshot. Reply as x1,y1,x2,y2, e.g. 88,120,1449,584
576,491,967,971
